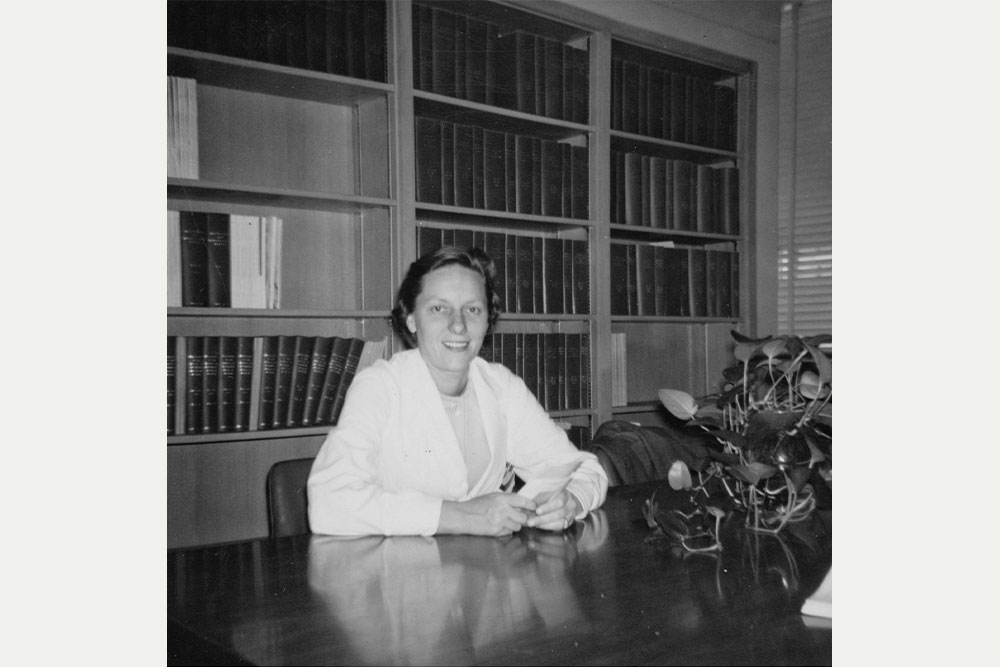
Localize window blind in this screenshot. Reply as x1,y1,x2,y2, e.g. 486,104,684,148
777,0,832,336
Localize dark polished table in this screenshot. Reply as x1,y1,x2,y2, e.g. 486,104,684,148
168,482,831,666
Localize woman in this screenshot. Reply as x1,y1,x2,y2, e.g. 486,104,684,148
307,246,608,536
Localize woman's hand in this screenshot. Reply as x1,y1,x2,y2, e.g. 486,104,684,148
526,490,582,532
438,493,538,536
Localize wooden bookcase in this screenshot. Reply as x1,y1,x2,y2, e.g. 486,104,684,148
166,0,755,548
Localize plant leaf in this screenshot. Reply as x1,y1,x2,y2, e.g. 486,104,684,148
728,462,778,485
658,389,698,420
802,341,832,386
761,338,789,360
798,370,824,400
788,465,812,493
668,460,693,490
800,428,828,466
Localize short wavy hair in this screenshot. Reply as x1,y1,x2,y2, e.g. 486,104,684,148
391,246,503,348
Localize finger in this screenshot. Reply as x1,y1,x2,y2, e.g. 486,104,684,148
503,494,538,512
526,508,564,528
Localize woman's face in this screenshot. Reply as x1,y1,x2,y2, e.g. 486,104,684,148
406,264,489,391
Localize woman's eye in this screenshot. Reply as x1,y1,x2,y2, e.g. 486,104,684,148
467,306,481,315
431,305,444,313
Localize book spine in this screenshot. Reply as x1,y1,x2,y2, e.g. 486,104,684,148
329,338,366,425
532,236,544,315
167,211,182,307
167,336,176,435
483,129,506,211
217,335,237,433
580,334,591,409
609,243,629,316
472,125,485,210
302,336,333,427
257,336,278,430
286,335,315,427
571,145,588,220
566,333,581,411
504,234,518,314
316,336,349,425
543,237,563,314
453,123,475,208
415,118,442,204
362,0,386,82
540,139,561,217
179,211,209,307
515,235,533,314
200,336,219,434
440,120,455,206
234,336,254,432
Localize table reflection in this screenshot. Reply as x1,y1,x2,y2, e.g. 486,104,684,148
307,513,609,666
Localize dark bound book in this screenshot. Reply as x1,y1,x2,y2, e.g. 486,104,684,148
696,165,717,233
572,46,589,125
440,120,455,206
234,336,254,432
363,0,387,82
514,32,535,114
672,160,695,231
532,236,545,315
201,336,219,433
561,44,574,123
286,335,316,427
515,134,533,214
544,38,562,119
572,239,590,315
485,232,507,311
566,333,581,410
663,158,675,230
561,143,572,219
301,336,333,426
709,250,733,318
465,16,488,104
453,123,475,208
580,334,591,409
731,251,741,318
522,333,539,402
304,1,327,73
453,228,474,252
650,157,666,228
611,57,623,130
431,8,455,96
179,212,209,307
719,166,740,235
483,19,499,107
647,67,665,139
472,125,485,209
688,247,708,317
664,246,691,317
257,336,278,430
637,64,648,136
571,145,588,220
184,336,203,434
653,246,667,316
561,239,574,315
342,1,365,77
531,137,542,215
640,155,651,227
544,334,561,412
483,129,507,211
415,117,442,204
205,213,231,308
504,234,518,313
624,152,642,226
415,3,433,90
217,336,237,433
670,72,686,143
626,243,638,316
167,337,176,436
540,140,562,217
283,2,308,71
533,36,545,116
610,243,629,316
622,60,640,134
417,226,441,259
714,84,737,151
453,12,467,99
505,133,517,212
612,151,625,223
516,235,533,313
325,0,348,76
542,237,563,314
328,338,365,425
636,244,656,316
272,335,295,429
690,77,710,146
315,337,348,425
264,2,289,66
501,332,517,377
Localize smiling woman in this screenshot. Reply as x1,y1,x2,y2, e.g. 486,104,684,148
307,246,608,537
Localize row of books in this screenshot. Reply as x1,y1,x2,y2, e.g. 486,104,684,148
478,333,591,413
168,335,386,436
412,3,589,124
167,1,387,83
168,211,283,309
610,152,740,235
611,333,627,407
610,243,740,318
417,227,590,316
611,57,737,151
416,117,589,219
167,76,198,179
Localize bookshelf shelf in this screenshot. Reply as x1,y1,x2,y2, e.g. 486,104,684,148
414,94,592,137
608,223,739,244
168,180,395,214
416,204,593,230
168,425,334,447
168,48,393,105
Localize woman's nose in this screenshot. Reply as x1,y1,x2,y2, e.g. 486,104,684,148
449,311,466,333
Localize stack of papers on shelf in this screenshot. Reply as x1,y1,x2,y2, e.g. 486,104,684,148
801,567,832,619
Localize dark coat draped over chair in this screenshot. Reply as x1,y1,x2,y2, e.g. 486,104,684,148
589,420,715,486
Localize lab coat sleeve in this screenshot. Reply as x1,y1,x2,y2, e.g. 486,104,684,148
307,365,444,536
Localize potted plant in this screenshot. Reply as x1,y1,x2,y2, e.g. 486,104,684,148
644,331,832,552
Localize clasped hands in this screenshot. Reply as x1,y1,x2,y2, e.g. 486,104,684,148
440,490,581,536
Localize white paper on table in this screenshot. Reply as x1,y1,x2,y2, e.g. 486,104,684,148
801,567,832,619
516,461,581,503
